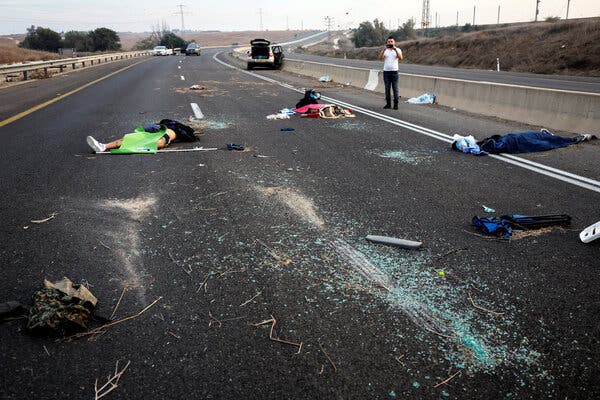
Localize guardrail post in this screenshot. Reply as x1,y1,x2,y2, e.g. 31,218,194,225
91,60,94,65
59,65,64,72
82,61,86,67
72,63,76,70
23,71,28,81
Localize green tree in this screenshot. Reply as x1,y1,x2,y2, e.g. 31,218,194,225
63,31,92,51
160,32,186,48
89,28,121,51
133,37,158,50
19,25,62,52
389,19,417,41
352,19,389,48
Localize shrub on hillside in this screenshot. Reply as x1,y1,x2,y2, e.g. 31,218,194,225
19,25,61,52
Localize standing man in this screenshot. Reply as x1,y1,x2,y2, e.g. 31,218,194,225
379,36,403,110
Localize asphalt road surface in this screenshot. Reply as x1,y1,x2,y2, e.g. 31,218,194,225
0,48,599,399
287,49,600,94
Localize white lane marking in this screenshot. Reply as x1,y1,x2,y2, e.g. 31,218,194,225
211,52,600,194
365,69,379,91
190,103,204,119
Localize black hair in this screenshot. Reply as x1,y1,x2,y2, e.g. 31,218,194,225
387,36,395,40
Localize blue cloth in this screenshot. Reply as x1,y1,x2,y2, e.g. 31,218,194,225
478,131,577,154
452,135,487,156
383,71,399,104
472,216,513,238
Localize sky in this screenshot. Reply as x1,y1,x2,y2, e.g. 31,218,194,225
0,0,599,35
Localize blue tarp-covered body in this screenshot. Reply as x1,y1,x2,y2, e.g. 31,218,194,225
478,131,578,154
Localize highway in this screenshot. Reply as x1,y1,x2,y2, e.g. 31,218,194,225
0,47,599,399
285,40,600,94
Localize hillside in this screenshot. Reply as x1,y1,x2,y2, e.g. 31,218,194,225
301,19,600,76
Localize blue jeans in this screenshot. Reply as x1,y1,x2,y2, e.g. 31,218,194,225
383,71,399,105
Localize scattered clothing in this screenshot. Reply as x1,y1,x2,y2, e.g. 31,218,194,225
472,213,571,238
319,75,331,82
472,216,513,238
226,143,245,151
407,93,436,104
478,130,597,154
452,135,486,156
295,89,321,109
319,104,355,119
279,108,296,116
294,103,324,114
266,113,290,120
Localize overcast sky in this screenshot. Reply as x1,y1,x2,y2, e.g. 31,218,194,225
0,0,598,35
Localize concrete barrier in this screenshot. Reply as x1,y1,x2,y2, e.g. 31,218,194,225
281,58,599,134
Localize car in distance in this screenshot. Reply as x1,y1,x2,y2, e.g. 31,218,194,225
246,39,284,70
152,46,173,56
185,42,201,56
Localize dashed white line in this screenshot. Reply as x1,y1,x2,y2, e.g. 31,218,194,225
190,103,204,119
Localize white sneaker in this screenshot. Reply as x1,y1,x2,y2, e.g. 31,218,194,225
86,136,106,153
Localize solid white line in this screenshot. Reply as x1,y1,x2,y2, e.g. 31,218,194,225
211,52,600,194
190,103,204,119
180,75,185,81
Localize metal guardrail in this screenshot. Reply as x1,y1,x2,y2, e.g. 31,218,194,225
0,51,151,81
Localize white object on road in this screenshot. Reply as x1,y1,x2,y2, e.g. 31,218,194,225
180,75,185,81
407,93,436,104
366,235,422,249
95,147,218,155
266,113,290,120
580,221,600,243
190,103,204,119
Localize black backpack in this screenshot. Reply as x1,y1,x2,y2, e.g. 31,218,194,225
159,119,197,142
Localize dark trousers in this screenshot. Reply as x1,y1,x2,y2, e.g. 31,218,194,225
383,70,399,105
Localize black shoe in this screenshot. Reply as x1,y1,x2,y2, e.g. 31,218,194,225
383,104,391,109
393,103,398,110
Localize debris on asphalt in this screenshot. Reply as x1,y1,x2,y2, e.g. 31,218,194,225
280,127,295,131
366,235,422,249
295,89,321,109
452,135,486,156
319,75,332,82
27,277,98,335
94,359,131,400
253,315,303,353
266,113,290,120
279,108,295,116
226,143,245,151
189,84,206,90
319,104,355,119
239,291,262,307
467,292,505,316
31,212,57,224
471,213,571,238
580,220,600,243
407,93,436,104
482,205,496,213
319,343,338,372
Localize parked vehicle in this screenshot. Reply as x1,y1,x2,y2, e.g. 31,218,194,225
152,46,173,56
185,42,201,56
246,39,284,70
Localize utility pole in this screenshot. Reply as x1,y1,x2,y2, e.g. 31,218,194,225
566,0,571,19
258,8,263,31
435,12,438,28
421,0,431,35
473,5,476,25
286,16,289,30
456,11,459,26
174,4,188,32
497,4,501,25
324,16,334,31
301,19,304,30
535,0,541,21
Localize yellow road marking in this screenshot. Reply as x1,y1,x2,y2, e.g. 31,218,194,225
0,58,150,128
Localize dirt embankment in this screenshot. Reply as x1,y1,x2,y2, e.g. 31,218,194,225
0,44,61,64
302,19,600,76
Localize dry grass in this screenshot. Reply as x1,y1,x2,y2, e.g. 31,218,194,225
304,18,600,76
0,44,62,65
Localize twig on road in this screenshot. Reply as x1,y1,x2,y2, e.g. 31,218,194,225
208,311,222,328
319,343,337,372
31,213,57,224
253,315,303,353
94,360,131,400
240,292,261,307
197,271,211,293
467,292,505,316
434,370,461,388
110,286,128,320
98,240,111,250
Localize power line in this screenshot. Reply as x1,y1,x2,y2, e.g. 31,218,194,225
324,16,334,31
174,4,188,32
